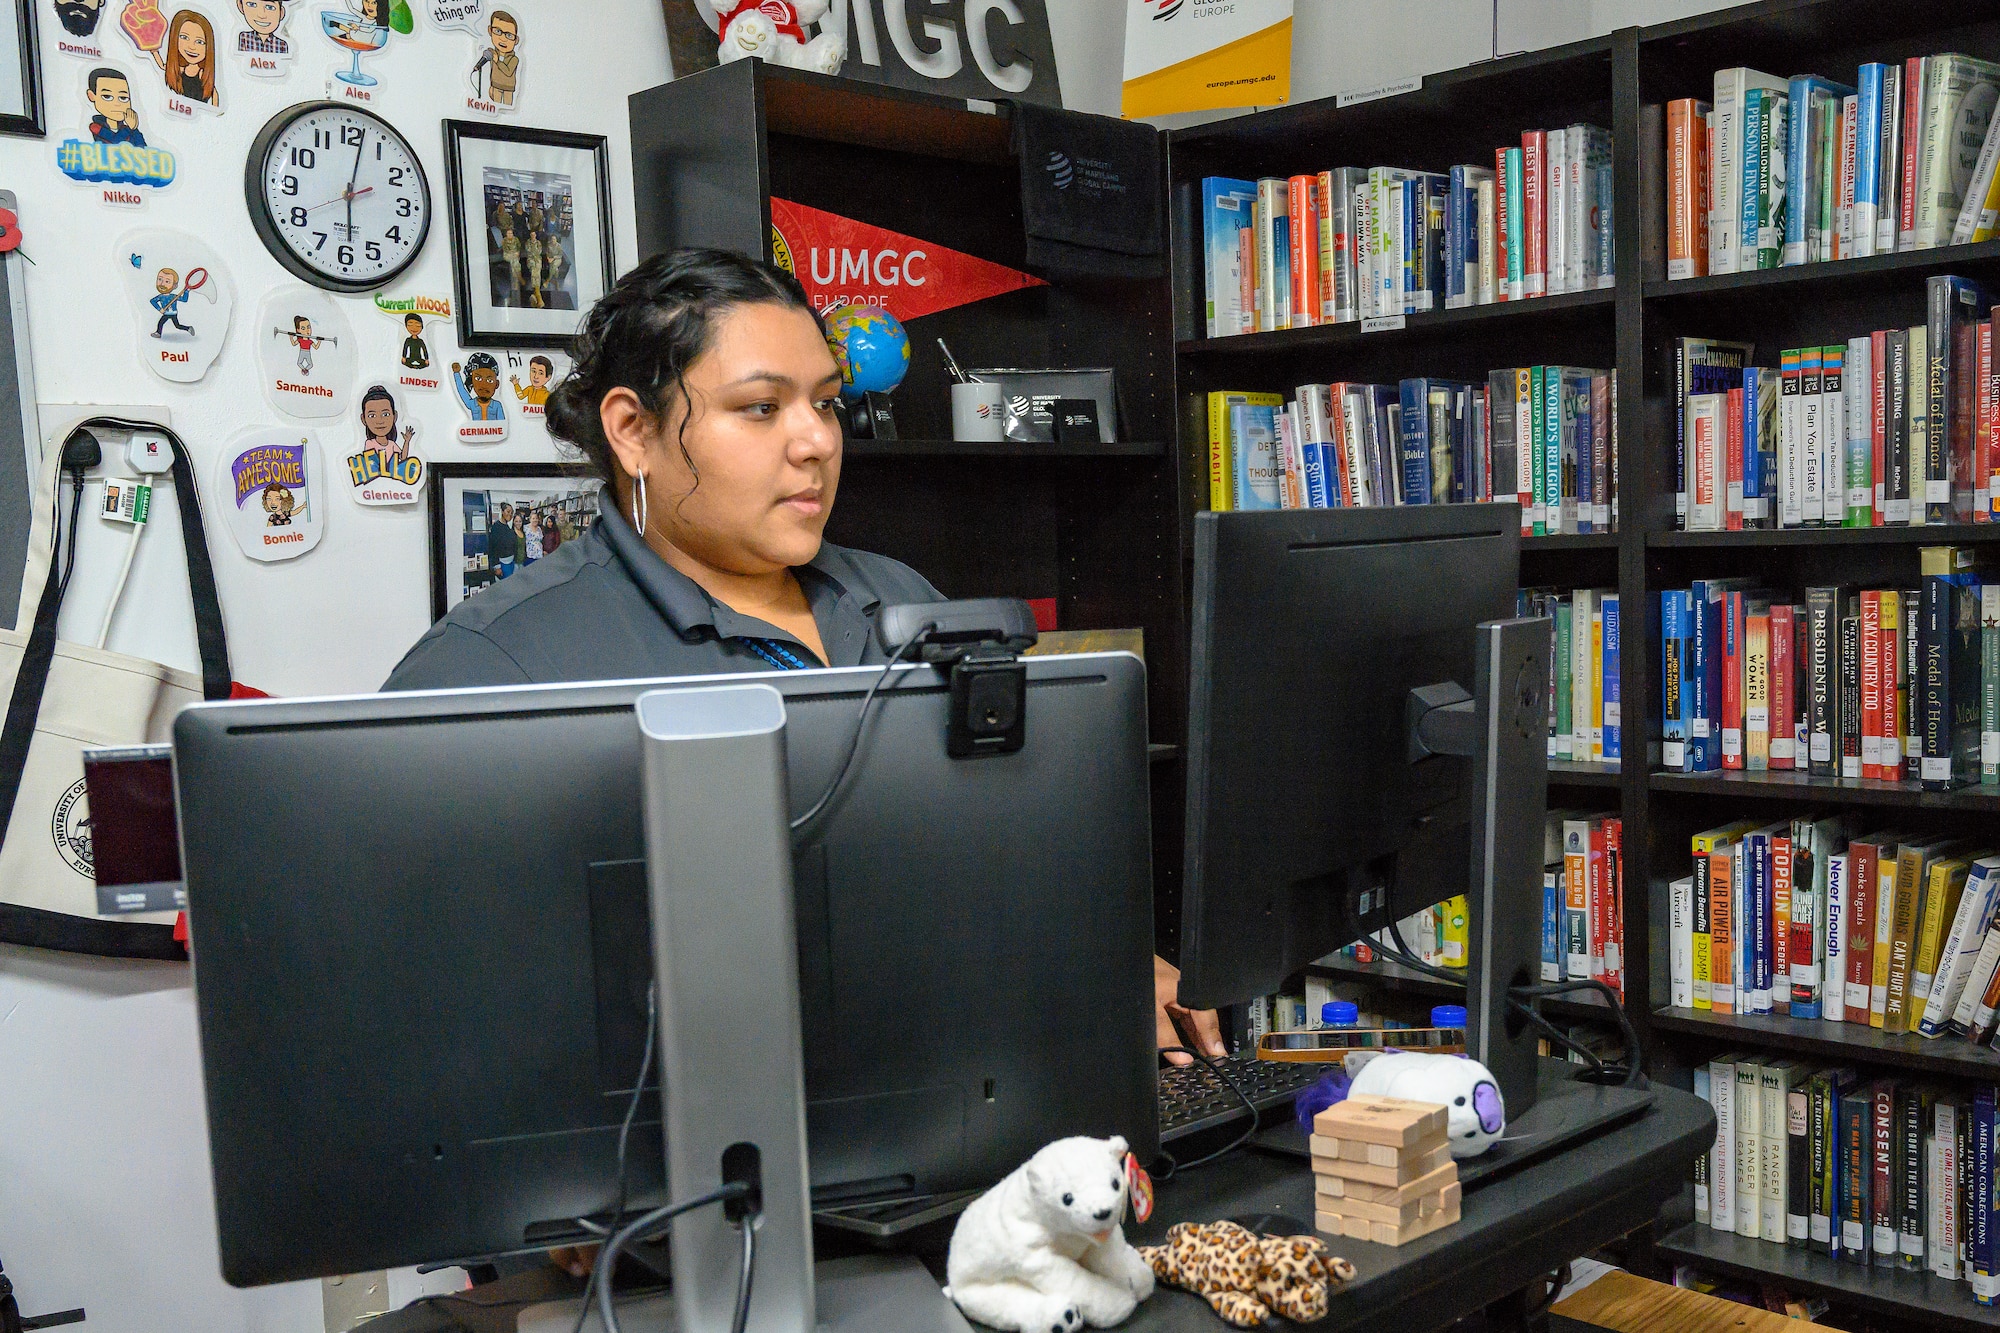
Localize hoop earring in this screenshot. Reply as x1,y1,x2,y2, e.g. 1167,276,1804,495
631,471,648,536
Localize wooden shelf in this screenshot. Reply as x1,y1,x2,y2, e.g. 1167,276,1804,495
1650,524,2000,548
1650,1008,2000,1081
1176,288,1614,358
841,439,1168,459
1653,1222,1996,1333
1549,760,1622,788
1649,769,2000,813
1642,239,2000,305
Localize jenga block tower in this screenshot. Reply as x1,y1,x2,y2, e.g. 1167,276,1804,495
1310,1095,1462,1246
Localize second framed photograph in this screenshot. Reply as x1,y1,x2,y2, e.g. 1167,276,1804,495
443,120,612,349
427,463,605,621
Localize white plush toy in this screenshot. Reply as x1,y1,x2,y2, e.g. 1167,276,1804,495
944,1135,1156,1333
1344,1051,1507,1158
712,0,845,74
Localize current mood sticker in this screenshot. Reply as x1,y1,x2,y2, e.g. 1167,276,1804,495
373,291,449,392
218,427,324,560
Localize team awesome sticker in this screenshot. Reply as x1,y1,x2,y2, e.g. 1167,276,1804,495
217,426,325,561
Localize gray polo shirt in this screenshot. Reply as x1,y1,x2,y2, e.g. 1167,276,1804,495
383,504,943,690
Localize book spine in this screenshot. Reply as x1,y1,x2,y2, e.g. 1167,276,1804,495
1887,329,1911,522
1823,849,1847,1021
1900,56,1926,249
1693,837,1713,1007
1879,64,1903,253
1855,64,1885,257
1873,1082,1898,1264
1744,91,1768,269
1671,874,1695,1007
1841,605,1864,779
1846,336,1873,525
1898,1087,1925,1269
1317,172,1340,323
1476,176,1497,306
1840,94,1858,259
1979,1089,1999,1301
1840,1090,1868,1260
1873,327,1889,524
1980,312,1995,519
1770,601,1795,767
1288,175,1317,329
1789,1084,1812,1243
1669,99,1709,278
1713,71,1743,275
1522,131,1546,297
1663,591,1689,770
1806,587,1838,774
1603,593,1621,762
1446,166,1468,310
1780,348,1802,527
1547,128,1568,295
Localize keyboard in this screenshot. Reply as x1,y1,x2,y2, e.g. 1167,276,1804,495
1158,1053,1337,1143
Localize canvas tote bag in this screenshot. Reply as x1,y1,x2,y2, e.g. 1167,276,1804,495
0,421,233,958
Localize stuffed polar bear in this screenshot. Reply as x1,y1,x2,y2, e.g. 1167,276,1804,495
712,0,845,74
945,1135,1156,1333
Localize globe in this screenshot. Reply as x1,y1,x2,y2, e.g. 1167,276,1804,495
822,303,911,402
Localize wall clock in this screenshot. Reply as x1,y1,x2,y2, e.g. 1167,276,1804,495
246,101,431,293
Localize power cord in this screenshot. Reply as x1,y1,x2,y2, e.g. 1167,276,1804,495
731,1214,756,1333
1370,918,1644,1085
1150,1046,1259,1178
590,1182,753,1333
790,623,935,834
566,982,659,1333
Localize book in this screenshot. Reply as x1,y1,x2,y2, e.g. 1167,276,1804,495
1913,54,2000,248
1785,75,1855,264
1713,69,1788,276
1766,1061,1808,1242
1921,544,1983,789
1677,338,1755,529
1897,1083,1929,1268
1669,98,1712,279
1910,855,1974,1020
1839,599,1863,778
1737,1058,1765,1235
1202,179,1260,338
1255,177,1290,332
1521,129,1547,297
1670,875,1696,1007
1854,63,1893,256
1822,848,1848,1022
1928,276,1989,522
1287,174,1319,331
1886,836,1962,1032
1206,390,1281,511
1806,586,1842,774
1920,856,2000,1037
1229,400,1283,511
1711,1052,1739,1232
1872,1079,1899,1265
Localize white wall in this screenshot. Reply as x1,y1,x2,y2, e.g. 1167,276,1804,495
0,3,668,1328
3,2,1749,1328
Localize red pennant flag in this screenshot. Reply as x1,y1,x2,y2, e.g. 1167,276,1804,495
770,198,1044,323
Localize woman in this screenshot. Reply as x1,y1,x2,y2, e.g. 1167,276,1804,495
358,384,413,461
152,9,217,105
381,256,1221,1279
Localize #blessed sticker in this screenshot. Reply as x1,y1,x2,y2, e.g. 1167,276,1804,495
217,426,324,560
57,64,178,204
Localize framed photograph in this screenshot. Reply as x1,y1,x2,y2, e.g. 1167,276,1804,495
443,119,612,349
0,0,43,137
427,462,604,620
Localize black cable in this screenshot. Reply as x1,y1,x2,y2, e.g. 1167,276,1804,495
1150,1046,1260,1178
730,1215,756,1333
568,982,659,1333
592,1183,749,1333
790,623,934,833
1369,922,1643,1085
56,467,84,604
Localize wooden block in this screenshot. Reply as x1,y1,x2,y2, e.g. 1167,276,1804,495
1316,1160,1457,1205
1312,1179,1459,1227
1310,1128,1447,1168
1318,1210,1372,1242
1313,1096,1447,1148
1311,1141,1452,1187
1366,1197,1461,1247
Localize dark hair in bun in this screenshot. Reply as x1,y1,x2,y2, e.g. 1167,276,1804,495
545,248,820,494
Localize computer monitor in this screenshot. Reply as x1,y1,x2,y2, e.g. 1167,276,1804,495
1177,503,1526,1012
171,653,1156,1287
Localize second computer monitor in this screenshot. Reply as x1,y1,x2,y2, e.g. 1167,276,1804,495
1177,504,1521,1009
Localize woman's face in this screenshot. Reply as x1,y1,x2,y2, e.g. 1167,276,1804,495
362,398,396,442
176,19,206,66
631,301,842,576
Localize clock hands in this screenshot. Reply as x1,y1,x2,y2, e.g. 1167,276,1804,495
346,128,367,241
307,186,373,213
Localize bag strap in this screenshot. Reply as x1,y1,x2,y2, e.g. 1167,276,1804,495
0,422,233,847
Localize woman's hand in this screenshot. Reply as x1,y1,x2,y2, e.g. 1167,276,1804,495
1154,955,1226,1066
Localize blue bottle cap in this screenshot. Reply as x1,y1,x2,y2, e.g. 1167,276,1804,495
1321,1001,1360,1027
1431,1005,1468,1028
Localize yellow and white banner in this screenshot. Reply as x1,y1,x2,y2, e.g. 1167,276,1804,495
1120,0,1293,119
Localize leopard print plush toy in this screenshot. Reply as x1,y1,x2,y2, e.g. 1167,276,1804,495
1136,1220,1355,1327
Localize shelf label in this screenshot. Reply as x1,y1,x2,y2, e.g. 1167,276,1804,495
1338,76,1422,108
1361,314,1406,333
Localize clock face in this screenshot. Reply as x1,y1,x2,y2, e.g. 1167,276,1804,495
248,103,431,293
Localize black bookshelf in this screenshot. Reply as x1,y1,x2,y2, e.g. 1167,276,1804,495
1653,1220,1997,1333
841,439,1169,459
1161,3,2000,1325
1308,955,1624,1027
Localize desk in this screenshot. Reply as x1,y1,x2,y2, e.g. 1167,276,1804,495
372,1067,1712,1333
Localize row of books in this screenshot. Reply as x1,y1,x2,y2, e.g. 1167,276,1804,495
1542,811,1626,998
1667,54,2000,280
1198,126,1615,337
1694,1060,2000,1302
1204,369,1619,535
1675,278,2000,531
1322,897,1471,974
1519,587,1621,763
1667,817,2000,1041
1658,554,1999,789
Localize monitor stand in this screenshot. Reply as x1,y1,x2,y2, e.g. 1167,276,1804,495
630,684,969,1333
517,1254,971,1333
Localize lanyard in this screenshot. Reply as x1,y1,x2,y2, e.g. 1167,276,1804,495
742,637,814,671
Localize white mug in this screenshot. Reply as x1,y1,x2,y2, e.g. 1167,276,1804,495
951,381,1005,441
